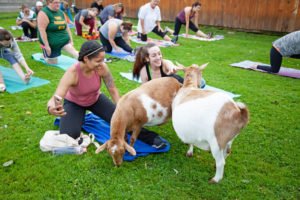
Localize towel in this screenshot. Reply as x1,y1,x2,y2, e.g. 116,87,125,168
54,113,170,161
0,66,50,93
32,53,77,71
119,72,240,98
179,34,224,41
230,60,300,79
130,36,177,47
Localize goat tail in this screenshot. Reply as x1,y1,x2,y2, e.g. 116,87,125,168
236,102,249,127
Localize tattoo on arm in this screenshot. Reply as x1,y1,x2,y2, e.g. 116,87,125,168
103,73,114,89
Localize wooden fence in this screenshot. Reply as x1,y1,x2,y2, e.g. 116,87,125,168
75,0,300,32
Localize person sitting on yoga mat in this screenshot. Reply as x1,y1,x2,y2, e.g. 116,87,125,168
37,0,78,64
74,8,99,36
99,3,124,25
47,40,167,149
0,28,34,87
252,30,300,73
16,4,37,39
171,1,212,44
99,19,133,53
132,43,206,88
137,0,175,42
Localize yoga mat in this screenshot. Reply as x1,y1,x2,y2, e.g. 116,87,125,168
130,36,178,47
230,60,300,79
0,66,50,93
32,53,77,71
15,38,39,42
119,72,240,98
54,113,170,161
179,34,224,41
106,50,135,62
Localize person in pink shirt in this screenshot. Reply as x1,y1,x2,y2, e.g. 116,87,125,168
47,40,166,148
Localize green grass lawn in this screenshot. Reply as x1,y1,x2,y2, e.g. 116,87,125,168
0,13,299,199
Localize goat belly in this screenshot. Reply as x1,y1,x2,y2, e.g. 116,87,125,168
139,94,169,126
172,93,232,146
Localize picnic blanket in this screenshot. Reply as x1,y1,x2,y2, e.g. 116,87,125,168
230,60,300,79
32,53,77,71
54,113,170,161
130,36,177,47
0,66,50,93
179,34,224,41
119,72,240,98
106,50,135,62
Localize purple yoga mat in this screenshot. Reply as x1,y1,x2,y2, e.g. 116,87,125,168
230,60,300,79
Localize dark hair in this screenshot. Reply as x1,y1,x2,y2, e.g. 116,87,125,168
121,21,133,31
0,29,13,41
192,1,201,8
132,43,156,79
78,40,105,62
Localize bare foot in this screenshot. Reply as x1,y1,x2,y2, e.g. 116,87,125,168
24,73,31,84
0,83,6,92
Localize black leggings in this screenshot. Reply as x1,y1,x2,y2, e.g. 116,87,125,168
173,17,199,36
21,21,37,38
60,94,159,145
257,46,300,73
100,32,133,53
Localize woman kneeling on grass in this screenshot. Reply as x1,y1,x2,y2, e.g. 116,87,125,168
37,0,78,64
47,40,167,148
132,43,206,88
0,28,34,92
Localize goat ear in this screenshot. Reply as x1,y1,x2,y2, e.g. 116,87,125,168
199,62,209,70
95,142,107,154
125,142,136,156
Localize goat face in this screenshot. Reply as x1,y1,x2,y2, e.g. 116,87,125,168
96,139,136,167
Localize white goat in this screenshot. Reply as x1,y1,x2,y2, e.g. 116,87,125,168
172,64,249,183
96,77,182,166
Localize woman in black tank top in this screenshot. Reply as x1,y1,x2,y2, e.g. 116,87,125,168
133,43,205,87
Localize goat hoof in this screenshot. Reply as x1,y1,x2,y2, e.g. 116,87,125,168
208,178,218,184
186,152,193,157
227,148,232,154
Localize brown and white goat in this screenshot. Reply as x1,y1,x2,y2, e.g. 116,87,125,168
96,77,182,166
172,63,249,183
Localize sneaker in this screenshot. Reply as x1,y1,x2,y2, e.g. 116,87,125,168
125,55,135,62
152,136,167,149
171,35,178,44
104,58,112,63
78,135,91,148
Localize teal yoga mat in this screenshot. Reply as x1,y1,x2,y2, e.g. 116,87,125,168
32,53,77,71
0,66,50,93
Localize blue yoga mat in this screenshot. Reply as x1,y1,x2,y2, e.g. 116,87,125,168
54,113,170,161
32,53,77,71
0,66,50,93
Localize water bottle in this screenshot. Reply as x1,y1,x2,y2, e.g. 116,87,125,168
52,146,87,155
